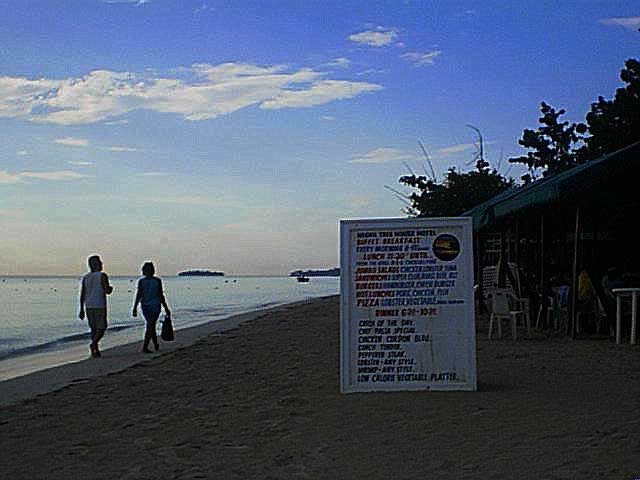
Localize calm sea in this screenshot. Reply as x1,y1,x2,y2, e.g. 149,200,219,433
0,275,338,374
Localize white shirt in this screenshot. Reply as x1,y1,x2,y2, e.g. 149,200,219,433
82,271,107,308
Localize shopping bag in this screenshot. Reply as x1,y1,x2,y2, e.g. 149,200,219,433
160,315,175,341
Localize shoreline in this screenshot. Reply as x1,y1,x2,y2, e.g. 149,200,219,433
0,297,321,406
1,295,639,479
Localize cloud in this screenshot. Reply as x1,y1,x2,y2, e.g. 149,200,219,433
54,137,89,147
102,0,151,5
324,57,350,69
599,16,640,30
349,28,398,47
68,160,94,166
0,76,60,117
356,68,388,76
21,171,89,181
436,141,496,155
136,172,170,177
0,169,89,184
400,50,442,67
17,150,29,156
437,143,476,155
103,146,141,152
261,80,382,109
321,115,335,121
0,63,382,125
349,147,417,164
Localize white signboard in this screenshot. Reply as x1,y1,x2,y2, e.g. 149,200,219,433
340,217,477,393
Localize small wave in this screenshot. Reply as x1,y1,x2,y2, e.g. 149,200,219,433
0,336,24,346
0,324,137,360
255,301,281,310
179,304,245,316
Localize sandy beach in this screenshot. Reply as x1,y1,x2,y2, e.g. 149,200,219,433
1,295,638,479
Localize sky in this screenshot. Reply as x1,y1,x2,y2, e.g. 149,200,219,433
1,0,638,276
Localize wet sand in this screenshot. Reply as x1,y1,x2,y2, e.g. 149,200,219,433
1,295,639,479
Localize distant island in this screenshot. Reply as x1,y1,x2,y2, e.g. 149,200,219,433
178,270,224,277
289,268,340,277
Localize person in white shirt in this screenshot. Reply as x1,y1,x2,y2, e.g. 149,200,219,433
79,255,113,357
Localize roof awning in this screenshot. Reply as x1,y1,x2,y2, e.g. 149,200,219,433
464,142,640,230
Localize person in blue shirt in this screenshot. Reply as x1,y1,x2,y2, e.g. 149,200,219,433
132,262,171,353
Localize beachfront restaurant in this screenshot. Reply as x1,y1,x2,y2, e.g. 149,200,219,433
464,141,640,343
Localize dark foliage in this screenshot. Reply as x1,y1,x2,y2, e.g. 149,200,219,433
399,162,513,217
579,58,640,159
509,58,639,181
508,102,586,182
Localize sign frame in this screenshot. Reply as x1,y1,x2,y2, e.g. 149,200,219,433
340,217,477,393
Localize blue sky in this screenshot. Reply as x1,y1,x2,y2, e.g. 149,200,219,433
1,0,638,275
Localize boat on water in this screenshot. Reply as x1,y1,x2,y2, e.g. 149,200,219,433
296,276,310,283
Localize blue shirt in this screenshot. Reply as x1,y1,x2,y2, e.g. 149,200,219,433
138,276,162,308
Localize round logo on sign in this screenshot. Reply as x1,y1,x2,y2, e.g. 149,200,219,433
432,234,461,261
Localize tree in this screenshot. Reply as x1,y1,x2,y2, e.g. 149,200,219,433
508,102,586,182
509,58,640,179
398,129,513,217
580,58,640,158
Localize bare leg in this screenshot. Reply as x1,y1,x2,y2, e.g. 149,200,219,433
143,319,158,352
150,319,159,350
142,308,160,353
92,329,105,357
143,326,152,352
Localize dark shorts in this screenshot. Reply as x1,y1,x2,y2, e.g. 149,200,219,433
142,305,161,323
86,308,107,331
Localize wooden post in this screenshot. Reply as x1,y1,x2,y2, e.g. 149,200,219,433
538,214,545,328
616,294,622,345
515,217,520,268
570,207,581,338
474,231,482,313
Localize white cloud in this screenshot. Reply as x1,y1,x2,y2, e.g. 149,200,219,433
104,119,129,125
400,50,442,67
349,28,398,47
437,141,496,155
54,137,89,147
68,160,94,166
136,172,170,176
0,170,89,184
599,16,640,30
17,150,29,156
19,170,89,181
324,57,350,69
0,63,382,125
261,80,382,109
102,0,151,5
103,146,141,152
321,115,335,121
356,68,388,76
0,76,60,117
437,143,475,155
349,147,417,164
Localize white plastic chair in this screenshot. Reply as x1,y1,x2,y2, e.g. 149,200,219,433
488,288,524,340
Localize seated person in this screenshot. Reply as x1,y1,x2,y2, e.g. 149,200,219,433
577,269,598,332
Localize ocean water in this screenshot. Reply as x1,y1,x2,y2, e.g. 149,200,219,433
0,275,339,375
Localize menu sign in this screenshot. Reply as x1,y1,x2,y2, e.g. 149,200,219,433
340,217,476,393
